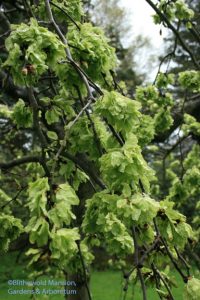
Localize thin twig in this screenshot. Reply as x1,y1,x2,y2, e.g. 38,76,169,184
174,246,190,277
153,218,188,283
152,263,175,300
45,0,96,99
0,185,28,210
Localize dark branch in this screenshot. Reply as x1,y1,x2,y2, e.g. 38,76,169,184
0,156,41,170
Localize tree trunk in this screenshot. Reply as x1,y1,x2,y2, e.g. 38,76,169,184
66,273,90,300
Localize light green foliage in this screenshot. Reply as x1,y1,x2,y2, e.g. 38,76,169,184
153,0,194,23
50,228,80,267
95,91,155,146
166,145,200,242
45,105,62,125
26,178,50,247
0,104,12,118
167,145,200,204
100,134,154,192
92,116,119,151
1,0,199,293
67,240,94,273
136,85,158,110
26,179,80,251
83,191,159,255
156,73,175,89
72,169,89,191
157,200,194,249
184,145,200,170
0,189,11,214
83,191,134,256
42,92,75,125
27,177,49,217
136,82,174,133
0,214,23,252
48,183,79,227
175,0,194,20
26,217,50,247
95,91,141,134
154,107,173,133
3,18,65,85
47,131,58,140
136,84,174,110
50,90,75,118
183,114,200,136
69,116,100,159
136,114,155,147
179,71,200,92
184,277,200,300
67,23,117,83
34,0,83,23
12,99,32,128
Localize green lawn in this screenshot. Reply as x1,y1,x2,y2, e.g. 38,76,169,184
0,252,199,300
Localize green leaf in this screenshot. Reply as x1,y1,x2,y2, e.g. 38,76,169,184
45,106,61,124
50,228,80,265
47,131,58,140
27,177,49,217
184,278,200,300
28,217,49,247
12,99,32,128
48,183,79,227
0,214,23,252
95,91,141,134
3,18,65,85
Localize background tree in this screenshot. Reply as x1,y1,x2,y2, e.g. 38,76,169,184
145,0,200,267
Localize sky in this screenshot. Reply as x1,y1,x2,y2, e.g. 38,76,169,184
119,0,169,81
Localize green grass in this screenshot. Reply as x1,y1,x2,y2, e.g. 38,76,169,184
0,252,199,300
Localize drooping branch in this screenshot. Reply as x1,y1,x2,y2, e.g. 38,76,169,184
0,155,41,170
153,218,188,283
151,263,175,300
27,87,48,148
132,226,147,300
145,0,200,69
0,185,27,210
44,0,94,99
154,95,200,142
49,1,81,30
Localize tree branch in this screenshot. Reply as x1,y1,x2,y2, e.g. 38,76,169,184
145,0,199,69
132,226,147,300
45,0,96,99
0,156,41,170
152,263,175,300
27,87,48,148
